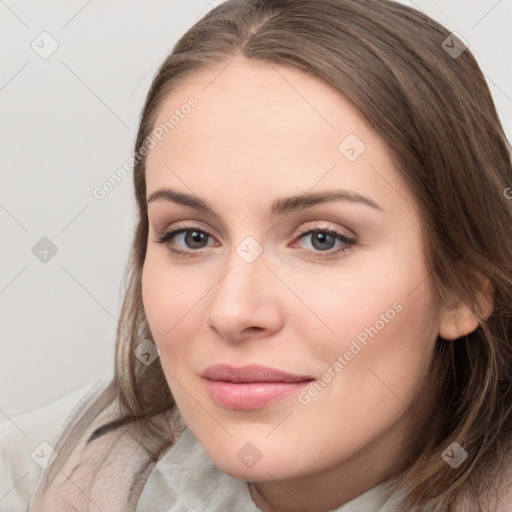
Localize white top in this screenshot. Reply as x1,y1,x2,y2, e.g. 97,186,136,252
0,378,100,512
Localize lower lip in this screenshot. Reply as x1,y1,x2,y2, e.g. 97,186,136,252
203,379,312,410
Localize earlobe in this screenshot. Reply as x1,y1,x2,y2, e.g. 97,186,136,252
438,279,494,341
439,304,480,340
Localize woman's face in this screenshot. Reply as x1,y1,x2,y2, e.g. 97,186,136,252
142,57,442,507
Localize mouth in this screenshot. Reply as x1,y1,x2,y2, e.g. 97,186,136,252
202,364,315,410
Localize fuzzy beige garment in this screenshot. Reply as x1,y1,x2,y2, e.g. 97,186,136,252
26,377,172,512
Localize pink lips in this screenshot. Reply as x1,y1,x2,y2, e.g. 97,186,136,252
202,364,314,410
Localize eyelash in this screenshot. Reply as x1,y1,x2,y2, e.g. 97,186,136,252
154,222,357,260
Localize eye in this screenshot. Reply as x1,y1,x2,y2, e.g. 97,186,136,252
292,227,357,259
153,223,357,259
154,226,215,258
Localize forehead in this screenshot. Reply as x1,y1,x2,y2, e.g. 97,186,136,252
144,57,414,218
148,57,370,156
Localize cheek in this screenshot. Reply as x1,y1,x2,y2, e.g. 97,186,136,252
279,258,403,355
141,254,202,343
286,262,438,465
315,277,436,419
142,256,170,339
290,246,438,395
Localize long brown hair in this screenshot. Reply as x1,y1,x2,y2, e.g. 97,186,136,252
98,0,512,509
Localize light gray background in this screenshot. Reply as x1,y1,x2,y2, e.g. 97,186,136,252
1,0,511,420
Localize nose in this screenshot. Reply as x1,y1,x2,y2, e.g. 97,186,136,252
205,248,283,343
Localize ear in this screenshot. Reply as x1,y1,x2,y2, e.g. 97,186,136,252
439,278,494,341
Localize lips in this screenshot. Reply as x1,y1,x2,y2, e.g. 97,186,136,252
202,364,315,410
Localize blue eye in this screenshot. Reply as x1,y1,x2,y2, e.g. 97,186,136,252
154,225,357,259
155,228,212,256
294,228,356,258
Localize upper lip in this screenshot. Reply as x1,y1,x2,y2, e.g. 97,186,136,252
202,364,315,383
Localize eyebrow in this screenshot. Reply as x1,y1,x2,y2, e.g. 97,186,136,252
146,187,382,215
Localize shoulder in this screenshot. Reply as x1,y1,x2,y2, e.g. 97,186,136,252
456,436,512,512
492,438,512,511
0,374,112,512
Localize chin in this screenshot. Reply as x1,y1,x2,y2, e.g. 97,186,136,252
210,450,300,482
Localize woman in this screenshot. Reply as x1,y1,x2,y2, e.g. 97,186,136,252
2,0,511,510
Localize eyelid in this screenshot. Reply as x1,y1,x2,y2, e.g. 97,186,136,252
295,220,356,240
154,220,218,243
155,218,355,240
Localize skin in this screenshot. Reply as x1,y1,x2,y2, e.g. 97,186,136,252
141,56,485,512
